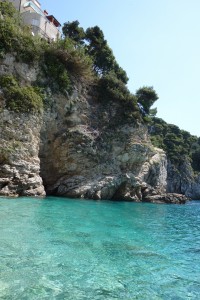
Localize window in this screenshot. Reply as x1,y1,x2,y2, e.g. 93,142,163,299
32,19,39,26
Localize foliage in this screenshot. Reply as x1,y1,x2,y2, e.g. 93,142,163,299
39,39,93,94
98,72,129,102
0,146,12,164
0,0,18,18
0,1,47,63
85,26,128,83
0,74,18,88
0,4,93,94
42,50,72,94
85,26,114,73
136,86,158,115
3,3,199,172
51,38,93,81
62,22,128,83
0,5,147,123
191,149,200,172
0,142,22,164
97,72,141,121
113,63,129,85
6,85,43,113
62,20,85,45
150,117,199,169
0,75,43,113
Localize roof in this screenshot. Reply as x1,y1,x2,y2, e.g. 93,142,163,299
46,15,61,27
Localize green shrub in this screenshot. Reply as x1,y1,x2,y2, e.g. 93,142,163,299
5,86,43,113
136,86,158,115
39,38,94,94
0,74,18,88
0,151,9,164
42,51,72,94
0,146,12,164
98,72,132,102
191,149,200,172
97,72,142,122
0,75,43,113
49,38,93,81
16,34,46,63
150,117,199,166
0,1,47,63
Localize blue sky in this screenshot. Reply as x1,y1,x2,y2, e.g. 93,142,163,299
41,0,200,136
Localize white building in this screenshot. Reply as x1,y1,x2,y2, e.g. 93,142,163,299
5,0,61,41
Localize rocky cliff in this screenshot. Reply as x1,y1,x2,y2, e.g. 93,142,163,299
0,55,45,196
0,54,197,203
167,159,200,199
39,88,168,201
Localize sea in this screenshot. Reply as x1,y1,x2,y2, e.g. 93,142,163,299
0,197,200,299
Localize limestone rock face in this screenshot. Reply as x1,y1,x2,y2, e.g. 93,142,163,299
167,159,200,199
39,83,168,201
0,110,45,197
0,54,38,83
0,54,44,197
0,54,198,201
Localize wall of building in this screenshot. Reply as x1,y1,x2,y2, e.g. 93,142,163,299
22,10,61,40
6,0,61,40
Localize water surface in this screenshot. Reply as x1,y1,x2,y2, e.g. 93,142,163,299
0,197,200,299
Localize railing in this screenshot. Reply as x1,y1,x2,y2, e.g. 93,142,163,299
31,25,61,41
21,11,61,41
31,25,49,40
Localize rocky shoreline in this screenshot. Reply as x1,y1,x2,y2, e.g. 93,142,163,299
143,193,189,204
0,193,189,205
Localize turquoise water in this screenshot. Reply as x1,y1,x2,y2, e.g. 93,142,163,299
0,197,200,299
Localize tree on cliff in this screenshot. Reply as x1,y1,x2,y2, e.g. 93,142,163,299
85,26,115,74
136,86,158,115
150,117,200,166
62,22,128,83
62,20,85,45
85,26,128,83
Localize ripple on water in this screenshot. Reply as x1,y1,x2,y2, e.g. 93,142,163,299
0,197,200,299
